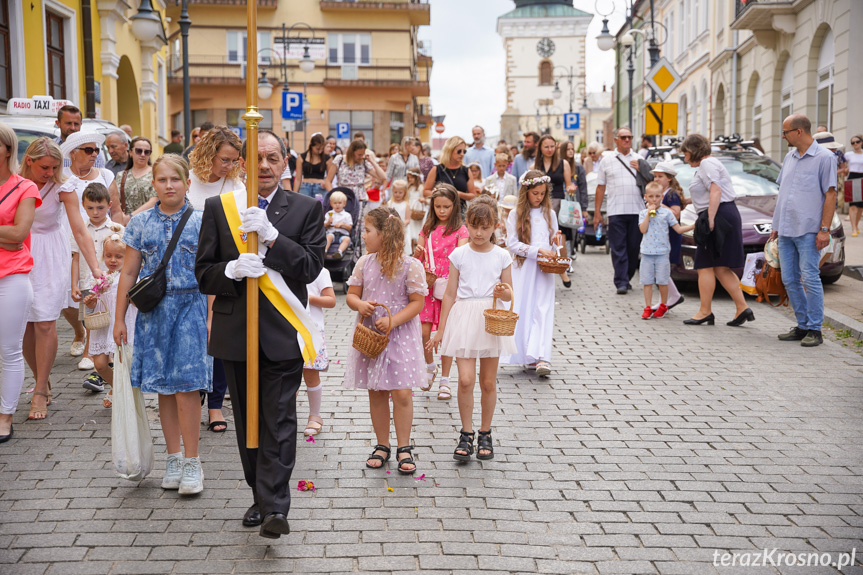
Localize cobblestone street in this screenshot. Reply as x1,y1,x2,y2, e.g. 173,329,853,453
2,250,863,575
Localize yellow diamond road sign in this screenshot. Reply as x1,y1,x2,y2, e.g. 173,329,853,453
646,57,682,101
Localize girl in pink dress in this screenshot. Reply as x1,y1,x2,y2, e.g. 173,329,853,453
345,206,427,475
414,184,468,400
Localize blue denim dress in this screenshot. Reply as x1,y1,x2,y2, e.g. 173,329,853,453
123,201,213,394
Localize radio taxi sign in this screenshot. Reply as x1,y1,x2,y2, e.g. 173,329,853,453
6,96,75,117
645,58,682,101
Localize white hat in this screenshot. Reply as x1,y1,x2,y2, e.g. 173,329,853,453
814,131,842,150
499,195,517,210
60,131,105,159
651,161,677,177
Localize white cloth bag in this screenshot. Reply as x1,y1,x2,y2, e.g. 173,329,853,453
427,236,448,300
740,252,764,296
111,344,154,481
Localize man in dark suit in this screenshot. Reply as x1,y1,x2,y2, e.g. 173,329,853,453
195,129,325,539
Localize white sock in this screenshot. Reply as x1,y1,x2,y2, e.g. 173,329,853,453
427,362,436,371
167,451,181,459
439,376,449,386
306,384,322,418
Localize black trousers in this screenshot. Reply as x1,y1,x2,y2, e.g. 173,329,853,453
608,214,642,289
203,358,227,410
223,354,303,517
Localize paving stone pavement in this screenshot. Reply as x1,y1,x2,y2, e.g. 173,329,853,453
2,249,863,575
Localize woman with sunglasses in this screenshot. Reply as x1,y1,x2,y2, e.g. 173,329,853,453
117,137,157,223
59,132,124,226
423,136,477,213
847,134,863,237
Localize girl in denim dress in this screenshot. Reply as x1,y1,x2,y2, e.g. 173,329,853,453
114,154,212,495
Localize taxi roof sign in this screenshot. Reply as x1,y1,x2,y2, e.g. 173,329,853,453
646,58,682,101
5,96,75,117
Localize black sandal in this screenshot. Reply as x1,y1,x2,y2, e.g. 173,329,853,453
365,444,391,469
477,430,494,460
396,446,416,475
453,430,474,462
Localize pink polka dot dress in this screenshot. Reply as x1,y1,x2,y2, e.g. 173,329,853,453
344,253,429,391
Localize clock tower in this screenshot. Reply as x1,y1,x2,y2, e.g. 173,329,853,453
497,0,592,145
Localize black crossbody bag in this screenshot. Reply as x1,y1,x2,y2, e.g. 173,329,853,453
128,207,193,313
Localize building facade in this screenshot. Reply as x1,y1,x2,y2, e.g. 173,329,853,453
496,0,592,145
609,0,862,163
2,0,170,147
164,0,431,154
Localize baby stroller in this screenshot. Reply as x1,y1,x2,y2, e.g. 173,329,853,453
576,172,610,254
322,187,362,292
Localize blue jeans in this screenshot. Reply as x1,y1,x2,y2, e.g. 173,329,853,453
298,181,324,199
778,233,823,331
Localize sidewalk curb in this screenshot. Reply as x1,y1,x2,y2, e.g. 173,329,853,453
824,306,863,340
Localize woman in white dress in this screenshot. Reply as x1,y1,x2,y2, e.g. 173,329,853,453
58,132,122,371
187,126,245,211
502,170,562,377
20,138,103,418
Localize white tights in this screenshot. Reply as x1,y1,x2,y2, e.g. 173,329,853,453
0,273,33,415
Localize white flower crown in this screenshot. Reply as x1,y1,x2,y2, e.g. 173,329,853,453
519,174,551,187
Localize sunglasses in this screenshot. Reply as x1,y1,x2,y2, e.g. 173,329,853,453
618,135,633,140
76,147,100,155
455,149,465,155
133,148,152,156
852,140,862,145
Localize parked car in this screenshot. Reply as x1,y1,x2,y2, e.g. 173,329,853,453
665,151,845,283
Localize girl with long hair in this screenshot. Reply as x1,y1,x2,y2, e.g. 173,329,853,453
293,133,331,199
414,184,468,400
535,135,575,286
345,207,427,474
187,126,245,211
502,170,562,377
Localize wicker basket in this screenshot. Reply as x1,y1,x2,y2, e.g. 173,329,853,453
410,208,426,221
538,255,571,274
352,303,392,359
483,283,518,336
83,298,111,330
425,270,438,290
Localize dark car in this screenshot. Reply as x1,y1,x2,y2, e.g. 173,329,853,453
666,151,845,283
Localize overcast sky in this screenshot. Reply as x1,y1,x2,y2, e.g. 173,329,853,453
418,0,629,140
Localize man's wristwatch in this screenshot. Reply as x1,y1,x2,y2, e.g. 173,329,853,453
820,226,829,233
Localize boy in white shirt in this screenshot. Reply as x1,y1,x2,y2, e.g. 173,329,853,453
324,190,353,260
484,153,517,200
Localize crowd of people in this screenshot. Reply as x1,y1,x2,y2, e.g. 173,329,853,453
0,105,845,537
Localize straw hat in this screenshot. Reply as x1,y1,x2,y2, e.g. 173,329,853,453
499,195,517,210
814,131,842,150
651,161,677,176
60,131,106,159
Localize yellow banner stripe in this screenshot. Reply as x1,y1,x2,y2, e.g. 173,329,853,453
219,192,317,364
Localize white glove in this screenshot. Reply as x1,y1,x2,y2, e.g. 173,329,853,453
239,207,278,244
225,252,266,280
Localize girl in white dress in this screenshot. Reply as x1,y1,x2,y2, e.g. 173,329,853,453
502,170,562,377
430,198,515,461
82,233,137,408
387,179,412,256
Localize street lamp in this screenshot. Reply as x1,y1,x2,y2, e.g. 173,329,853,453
130,0,162,43
257,69,273,100
299,46,315,74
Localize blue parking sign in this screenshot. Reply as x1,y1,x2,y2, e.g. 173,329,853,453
336,122,350,139
282,91,304,120
563,113,580,130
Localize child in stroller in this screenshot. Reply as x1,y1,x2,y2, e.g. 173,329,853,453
322,187,362,291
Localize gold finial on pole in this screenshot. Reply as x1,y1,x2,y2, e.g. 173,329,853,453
244,0,262,449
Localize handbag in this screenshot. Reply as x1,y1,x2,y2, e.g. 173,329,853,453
426,236,448,300
119,170,129,214
127,207,193,313
558,193,583,229
111,344,154,481
845,178,862,204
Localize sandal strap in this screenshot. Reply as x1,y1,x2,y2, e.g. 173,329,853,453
373,444,391,454
396,445,413,454
32,391,50,398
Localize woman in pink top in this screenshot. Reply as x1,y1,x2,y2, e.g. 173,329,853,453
414,184,468,400
0,124,41,442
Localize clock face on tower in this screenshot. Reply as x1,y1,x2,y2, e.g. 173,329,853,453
537,37,555,58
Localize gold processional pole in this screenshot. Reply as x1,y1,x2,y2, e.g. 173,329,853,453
243,0,262,449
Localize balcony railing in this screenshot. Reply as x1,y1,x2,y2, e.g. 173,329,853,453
319,0,430,25
177,0,278,7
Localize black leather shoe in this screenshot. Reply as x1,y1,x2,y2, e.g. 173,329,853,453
242,503,261,527
666,294,685,310
683,313,715,325
778,327,808,341
0,424,12,444
260,512,290,539
726,308,755,327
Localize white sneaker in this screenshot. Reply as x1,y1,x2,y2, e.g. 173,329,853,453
535,361,551,377
161,454,183,490
178,457,204,495
77,357,94,371
70,341,85,357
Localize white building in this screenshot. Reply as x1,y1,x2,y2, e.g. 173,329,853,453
496,0,592,145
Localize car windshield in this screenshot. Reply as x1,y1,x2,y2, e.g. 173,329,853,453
13,130,50,163
674,155,781,197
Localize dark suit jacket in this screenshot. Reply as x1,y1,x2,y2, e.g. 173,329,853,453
195,187,325,362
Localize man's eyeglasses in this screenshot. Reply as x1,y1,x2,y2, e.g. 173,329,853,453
217,157,241,166
133,148,152,156
617,135,633,140
781,128,799,136
76,147,100,155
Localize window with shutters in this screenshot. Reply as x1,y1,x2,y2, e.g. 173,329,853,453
46,11,66,100
539,60,552,86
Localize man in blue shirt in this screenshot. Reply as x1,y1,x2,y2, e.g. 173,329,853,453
512,131,539,183
771,114,837,347
464,125,495,179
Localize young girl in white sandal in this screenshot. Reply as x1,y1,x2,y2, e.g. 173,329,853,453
301,268,335,437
